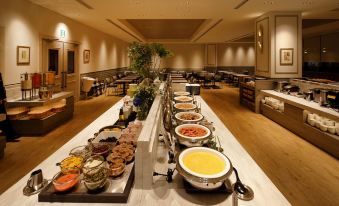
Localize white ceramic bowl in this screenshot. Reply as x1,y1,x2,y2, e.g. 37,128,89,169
319,123,328,132
174,91,190,96
327,126,336,134
174,103,197,111
315,121,321,128
325,120,335,126
308,118,316,127
178,147,231,179
175,112,203,123
175,124,211,140
174,96,193,103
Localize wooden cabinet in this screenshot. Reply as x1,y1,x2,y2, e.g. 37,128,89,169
239,82,255,111
260,101,339,158
7,92,74,136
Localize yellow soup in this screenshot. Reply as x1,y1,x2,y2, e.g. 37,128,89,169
183,151,225,175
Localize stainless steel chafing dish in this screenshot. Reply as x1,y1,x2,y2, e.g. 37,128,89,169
176,147,233,190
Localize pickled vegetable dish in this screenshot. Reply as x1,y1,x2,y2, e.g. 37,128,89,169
179,127,207,137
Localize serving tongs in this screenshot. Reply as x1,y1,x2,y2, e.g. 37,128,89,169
162,101,176,163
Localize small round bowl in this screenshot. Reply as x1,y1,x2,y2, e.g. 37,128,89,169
175,112,203,123
83,166,108,191
174,91,190,96
69,145,91,160
52,168,80,192
327,126,336,134
112,143,135,163
83,155,106,174
90,143,111,158
174,103,197,112
174,96,193,103
107,155,126,177
319,123,328,132
59,156,84,172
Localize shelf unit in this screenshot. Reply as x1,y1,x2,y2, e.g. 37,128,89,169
239,82,255,111
260,100,339,158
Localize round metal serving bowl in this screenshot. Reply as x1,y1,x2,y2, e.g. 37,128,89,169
173,103,197,112
174,91,190,96
174,124,211,147
174,96,193,103
175,111,203,124
176,147,233,190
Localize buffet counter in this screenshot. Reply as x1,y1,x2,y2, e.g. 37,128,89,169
261,90,339,121
260,90,339,158
0,95,290,206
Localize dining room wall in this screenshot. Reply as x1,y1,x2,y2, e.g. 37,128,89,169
162,43,255,71
0,0,129,89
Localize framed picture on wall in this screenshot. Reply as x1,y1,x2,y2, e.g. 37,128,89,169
17,46,30,65
83,49,90,64
280,48,293,66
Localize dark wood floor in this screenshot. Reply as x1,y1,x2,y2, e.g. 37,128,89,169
0,86,338,206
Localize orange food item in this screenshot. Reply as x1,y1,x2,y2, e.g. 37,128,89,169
179,127,207,137
53,173,79,192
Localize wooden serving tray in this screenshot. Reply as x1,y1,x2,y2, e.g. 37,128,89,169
38,164,134,203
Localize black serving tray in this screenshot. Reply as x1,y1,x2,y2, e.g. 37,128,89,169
38,164,135,203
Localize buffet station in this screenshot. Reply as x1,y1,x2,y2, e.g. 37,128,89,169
6,72,74,135
259,79,339,158
0,78,290,206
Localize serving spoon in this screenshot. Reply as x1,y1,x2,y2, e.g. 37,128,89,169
232,167,254,201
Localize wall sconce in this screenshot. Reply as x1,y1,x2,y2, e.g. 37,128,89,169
257,25,263,52
321,47,327,53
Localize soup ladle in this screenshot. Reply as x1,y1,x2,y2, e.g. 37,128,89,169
232,167,254,201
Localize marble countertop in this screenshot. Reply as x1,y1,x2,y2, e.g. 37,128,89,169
0,95,290,206
261,90,339,121
6,91,74,107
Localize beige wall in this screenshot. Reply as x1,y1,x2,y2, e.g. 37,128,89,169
217,43,255,66
0,0,129,87
162,44,205,71
162,43,254,70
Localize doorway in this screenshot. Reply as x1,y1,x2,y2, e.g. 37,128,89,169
42,39,79,101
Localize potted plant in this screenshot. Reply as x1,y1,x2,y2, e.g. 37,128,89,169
132,84,156,120
127,42,172,82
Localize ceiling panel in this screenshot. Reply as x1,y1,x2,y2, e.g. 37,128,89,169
29,0,339,43
124,19,205,39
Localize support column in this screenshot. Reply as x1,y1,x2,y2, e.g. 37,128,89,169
255,12,302,78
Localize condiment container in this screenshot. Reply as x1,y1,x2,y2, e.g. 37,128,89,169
52,168,80,192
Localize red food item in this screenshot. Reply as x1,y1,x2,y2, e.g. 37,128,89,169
53,173,79,192
179,127,207,137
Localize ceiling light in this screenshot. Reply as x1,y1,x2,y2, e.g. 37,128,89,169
234,0,250,9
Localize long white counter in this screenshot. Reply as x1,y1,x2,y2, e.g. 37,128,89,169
261,90,339,122
0,96,290,206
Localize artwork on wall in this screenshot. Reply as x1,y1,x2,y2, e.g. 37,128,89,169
83,49,90,64
17,46,30,65
280,48,293,66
